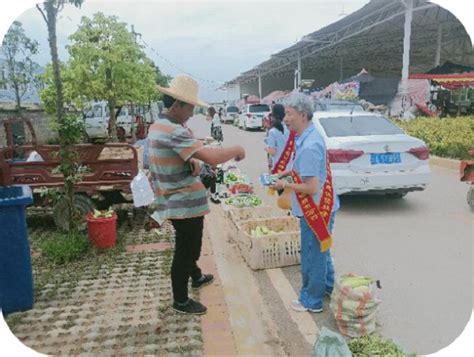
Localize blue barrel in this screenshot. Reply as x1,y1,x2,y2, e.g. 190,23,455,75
0,185,34,316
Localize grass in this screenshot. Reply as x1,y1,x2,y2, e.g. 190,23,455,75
39,232,90,265
27,213,127,301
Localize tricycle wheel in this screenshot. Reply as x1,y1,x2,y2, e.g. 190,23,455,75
467,186,474,210
53,194,96,231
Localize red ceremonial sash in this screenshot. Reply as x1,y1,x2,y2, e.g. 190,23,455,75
272,130,296,174
291,153,334,252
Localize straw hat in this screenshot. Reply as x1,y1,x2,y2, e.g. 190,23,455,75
157,75,208,108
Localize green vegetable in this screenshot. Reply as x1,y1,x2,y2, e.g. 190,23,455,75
348,334,412,357
224,172,248,185
224,195,262,208
251,225,278,238
341,276,373,289
92,209,114,219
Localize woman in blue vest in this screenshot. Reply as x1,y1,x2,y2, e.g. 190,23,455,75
264,104,289,173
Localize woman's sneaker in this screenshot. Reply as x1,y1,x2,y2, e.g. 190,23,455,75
172,299,207,315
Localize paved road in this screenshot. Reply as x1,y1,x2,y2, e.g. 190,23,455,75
188,115,473,355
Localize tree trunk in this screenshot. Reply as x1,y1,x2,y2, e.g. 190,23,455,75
131,103,136,142
105,67,117,141
45,1,76,231
45,3,64,139
14,82,21,111
108,99,117,142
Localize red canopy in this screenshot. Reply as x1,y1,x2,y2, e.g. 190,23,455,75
409,73,474,90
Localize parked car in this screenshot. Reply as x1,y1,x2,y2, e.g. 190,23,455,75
314,99,365,113
83,101,153,141
238,104,271,130
312,111,431,197
222,105,239,124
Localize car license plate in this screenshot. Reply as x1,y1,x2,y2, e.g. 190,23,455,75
370,153,401,165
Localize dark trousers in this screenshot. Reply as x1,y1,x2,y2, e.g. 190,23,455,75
170,216,204,303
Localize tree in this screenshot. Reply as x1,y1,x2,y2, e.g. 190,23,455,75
36,0,84,232
0,21,39,110
151,61,172,89
38,62,83,114
66,12,157,141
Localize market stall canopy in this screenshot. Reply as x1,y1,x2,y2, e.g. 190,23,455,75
425,60,474,75
225,0,473,92
244,95,260,104
339,69,399,105
409,61,474,89
261,90,290,105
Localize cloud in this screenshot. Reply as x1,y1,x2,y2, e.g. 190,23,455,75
10,1,370,101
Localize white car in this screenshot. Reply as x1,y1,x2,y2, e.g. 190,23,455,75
238,104,270,131
222,105,239,124
312,111,431,197
83,101,153,141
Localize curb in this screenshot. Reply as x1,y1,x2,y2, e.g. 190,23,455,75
429,155,460,171
200,222,238,356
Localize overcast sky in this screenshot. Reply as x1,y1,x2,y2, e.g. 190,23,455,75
11,0,370,102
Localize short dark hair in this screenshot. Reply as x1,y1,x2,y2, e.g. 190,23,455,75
162,94,187,109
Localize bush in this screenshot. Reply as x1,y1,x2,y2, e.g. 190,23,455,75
39,232,90,265
393,116,474,160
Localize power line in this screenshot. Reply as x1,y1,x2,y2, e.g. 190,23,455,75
139,38,225,91
59,14,225,92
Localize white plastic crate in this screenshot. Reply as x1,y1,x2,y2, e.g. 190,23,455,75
236,217,301,270
226,206,277,245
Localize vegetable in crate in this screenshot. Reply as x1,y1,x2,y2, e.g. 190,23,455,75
225,195,262,207
250,225,278,238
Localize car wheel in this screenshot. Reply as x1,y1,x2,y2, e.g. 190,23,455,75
53,194,96,231
467,186,474,210
386,192,407,199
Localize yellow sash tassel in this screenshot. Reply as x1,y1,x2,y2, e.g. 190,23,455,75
267,187,276,196
319,236,333,252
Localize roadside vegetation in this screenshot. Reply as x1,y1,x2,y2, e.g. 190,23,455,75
393,116,474,160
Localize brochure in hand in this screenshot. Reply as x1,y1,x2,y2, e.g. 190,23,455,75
259,173,279,187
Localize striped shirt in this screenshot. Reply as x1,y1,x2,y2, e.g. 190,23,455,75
148,114,209,221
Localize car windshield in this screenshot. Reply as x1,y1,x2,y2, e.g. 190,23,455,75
327,103,364,112
249,104,270,113
315,101,364,112
319,116,405,137
227,106,239,113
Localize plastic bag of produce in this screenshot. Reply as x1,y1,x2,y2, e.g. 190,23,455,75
330,273,381,338
311,327,352,357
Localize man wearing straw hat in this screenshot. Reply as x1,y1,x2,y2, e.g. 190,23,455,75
149,75,245,315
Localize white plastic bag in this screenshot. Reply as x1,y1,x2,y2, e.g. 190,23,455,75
130,170,154,207
26,151,44,162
